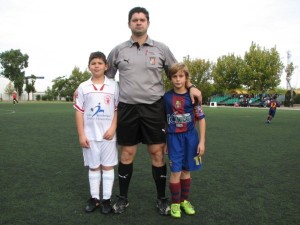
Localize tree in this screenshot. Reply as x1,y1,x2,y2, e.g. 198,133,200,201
241,42,284,93
184,57,213,104
285,62,295,81
5,82,15,100
24,75,36,100
285,62,295,101
43,87,55,101
0,49,29,97
66,67,91,101
285,61,295,106
51,66,91,101
51,76,68,100
212,54,243,94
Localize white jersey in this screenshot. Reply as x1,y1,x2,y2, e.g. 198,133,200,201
74,76,119,141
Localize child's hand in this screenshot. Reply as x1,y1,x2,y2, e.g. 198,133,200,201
197,142,205,156
103,128,115,140
79,135,89,148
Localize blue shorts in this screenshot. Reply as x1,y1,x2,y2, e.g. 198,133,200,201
167,129,202,172
269,109,276,117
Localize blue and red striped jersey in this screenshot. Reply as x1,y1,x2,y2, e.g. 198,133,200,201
163,90,205,134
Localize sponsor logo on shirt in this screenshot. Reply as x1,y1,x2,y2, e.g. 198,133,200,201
91,103,104,117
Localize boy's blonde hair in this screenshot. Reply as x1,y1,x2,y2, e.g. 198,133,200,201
168,63,189,80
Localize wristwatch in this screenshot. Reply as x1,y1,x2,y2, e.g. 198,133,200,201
188,84,196,91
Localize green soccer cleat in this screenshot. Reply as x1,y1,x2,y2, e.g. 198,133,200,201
171,203,181,218
180,200,195,215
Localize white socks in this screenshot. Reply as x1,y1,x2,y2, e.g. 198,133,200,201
102,169,114,200
88,169,114,200
89,170,101,200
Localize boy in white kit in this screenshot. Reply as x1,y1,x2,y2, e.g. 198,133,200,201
74,51,119,214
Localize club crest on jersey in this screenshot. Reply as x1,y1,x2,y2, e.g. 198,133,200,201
149,57,156,65
175,100,181,108
104,95,111,105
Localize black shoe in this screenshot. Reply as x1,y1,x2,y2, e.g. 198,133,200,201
156,197,171,215
112,195,129,214
100,199,112,214
85,198,100,213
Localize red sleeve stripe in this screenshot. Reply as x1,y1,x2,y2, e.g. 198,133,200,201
73,104,84,113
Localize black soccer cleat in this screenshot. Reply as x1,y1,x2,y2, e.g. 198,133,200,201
85,198,100,213
100,199,112,214
112,195,129,214
156,197,171,215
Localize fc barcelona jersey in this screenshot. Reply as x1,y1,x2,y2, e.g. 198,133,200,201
270,99,280,110
163,90,205,134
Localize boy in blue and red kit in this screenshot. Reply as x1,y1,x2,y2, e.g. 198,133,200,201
266,95,280,124
163,63,206,218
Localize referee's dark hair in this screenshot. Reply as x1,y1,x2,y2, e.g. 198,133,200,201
128,7,149,22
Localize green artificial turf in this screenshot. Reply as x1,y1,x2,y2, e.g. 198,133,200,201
0,102,299,225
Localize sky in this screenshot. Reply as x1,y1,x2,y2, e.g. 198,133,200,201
0,0,300,92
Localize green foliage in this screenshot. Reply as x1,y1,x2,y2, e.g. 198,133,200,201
294,94,300,104
24,75,36,100
242,42,284,92
285,90,300,105
41,95,49,101
43,87,55,101
210,42,284,95
162,69,172,91
285,62,294,80
184,58,213,104
0,49,29,96
67,67,91,100
273,87,287,95
51,76,68,100
212,54,243,93
51,66,91,101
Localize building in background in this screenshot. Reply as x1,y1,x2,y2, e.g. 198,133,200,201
0,77,46,101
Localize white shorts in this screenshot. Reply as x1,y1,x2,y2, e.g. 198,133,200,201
82,141,118,169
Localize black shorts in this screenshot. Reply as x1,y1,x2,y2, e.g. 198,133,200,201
117,98,166,146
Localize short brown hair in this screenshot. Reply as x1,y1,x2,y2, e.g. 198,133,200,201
88,51,107,65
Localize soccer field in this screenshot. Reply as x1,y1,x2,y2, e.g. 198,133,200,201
0,102,299,225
